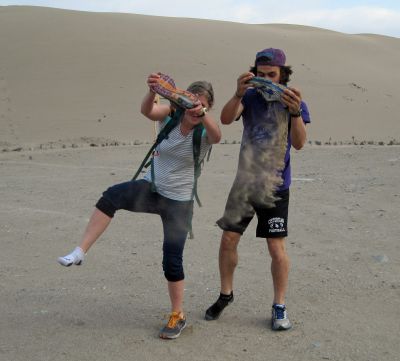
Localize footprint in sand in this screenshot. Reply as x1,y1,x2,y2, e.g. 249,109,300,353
0,68,18,142
349,82,367,92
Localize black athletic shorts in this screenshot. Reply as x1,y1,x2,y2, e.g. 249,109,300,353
216,189,289,238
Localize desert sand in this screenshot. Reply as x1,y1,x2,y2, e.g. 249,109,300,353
1,6,400,150
1,144,400,361
1,6,400,361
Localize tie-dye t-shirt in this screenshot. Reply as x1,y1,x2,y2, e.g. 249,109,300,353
239,88,311,192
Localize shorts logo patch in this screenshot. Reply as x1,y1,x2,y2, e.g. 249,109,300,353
268,217,285,233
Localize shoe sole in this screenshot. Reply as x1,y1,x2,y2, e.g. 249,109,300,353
172,94,197,109
247,77,287,102
204,313,219,321
247,77,287,93
159,88,197,109
57,258,82,267
159,322,186,340
272,324,292,331
205,309,224,321
271,320,292,331
204,298,234,321
151,74,198,109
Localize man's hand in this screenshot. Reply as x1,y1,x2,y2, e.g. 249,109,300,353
236,72,255,98
281,87,302,115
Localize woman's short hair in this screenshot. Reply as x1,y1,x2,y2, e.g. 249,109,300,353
187,81,214,108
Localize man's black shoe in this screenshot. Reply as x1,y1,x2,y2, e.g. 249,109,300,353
205,292,234,321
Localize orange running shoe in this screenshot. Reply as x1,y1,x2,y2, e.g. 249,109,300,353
159,311,187,339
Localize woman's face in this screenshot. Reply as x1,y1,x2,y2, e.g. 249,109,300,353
184,94,211,125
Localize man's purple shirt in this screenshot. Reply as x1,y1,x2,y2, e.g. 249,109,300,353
240,88,311,191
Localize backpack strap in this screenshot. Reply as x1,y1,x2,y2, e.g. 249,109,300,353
188,125,213,239
191,124,205,207
132,108,184,181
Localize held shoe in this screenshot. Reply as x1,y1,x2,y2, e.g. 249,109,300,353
57,247,85,267
159,311,187,339
150,73,198,109
246,77,287,102
271,304,292,331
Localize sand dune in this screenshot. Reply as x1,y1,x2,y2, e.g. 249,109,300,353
1,6,400,149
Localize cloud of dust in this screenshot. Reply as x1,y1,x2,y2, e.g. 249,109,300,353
223,100,289,223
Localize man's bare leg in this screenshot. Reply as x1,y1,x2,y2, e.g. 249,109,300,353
267,237,289,305
219,231,241,294
205,231,241,320
267,237,292,330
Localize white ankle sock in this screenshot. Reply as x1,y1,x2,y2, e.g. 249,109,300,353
57,247,85,267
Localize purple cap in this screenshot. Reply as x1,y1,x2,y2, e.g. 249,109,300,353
256,48,286,66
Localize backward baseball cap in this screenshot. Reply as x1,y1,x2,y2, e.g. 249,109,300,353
256,48,286,66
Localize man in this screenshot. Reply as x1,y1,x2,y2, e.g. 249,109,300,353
205,48,311,330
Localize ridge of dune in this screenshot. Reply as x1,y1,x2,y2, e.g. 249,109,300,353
1,5,399,149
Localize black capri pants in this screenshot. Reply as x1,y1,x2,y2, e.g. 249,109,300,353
96,179,193,282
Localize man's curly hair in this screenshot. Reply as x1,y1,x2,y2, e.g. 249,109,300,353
250,63,293,86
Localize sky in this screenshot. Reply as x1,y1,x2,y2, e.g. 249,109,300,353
1,0,400,37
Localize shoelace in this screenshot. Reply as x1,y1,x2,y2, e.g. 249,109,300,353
166,312,183,328
274,306,286,320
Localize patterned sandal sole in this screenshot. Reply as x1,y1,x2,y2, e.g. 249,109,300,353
151,73,198,109
247,77,287,102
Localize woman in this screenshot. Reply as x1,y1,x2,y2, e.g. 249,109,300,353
58,73,221,339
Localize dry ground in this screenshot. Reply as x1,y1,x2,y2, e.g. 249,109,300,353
1,144,399,361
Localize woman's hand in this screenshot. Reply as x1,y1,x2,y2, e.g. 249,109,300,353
185,100,205,118
147,72,161,92
141,72,170,121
